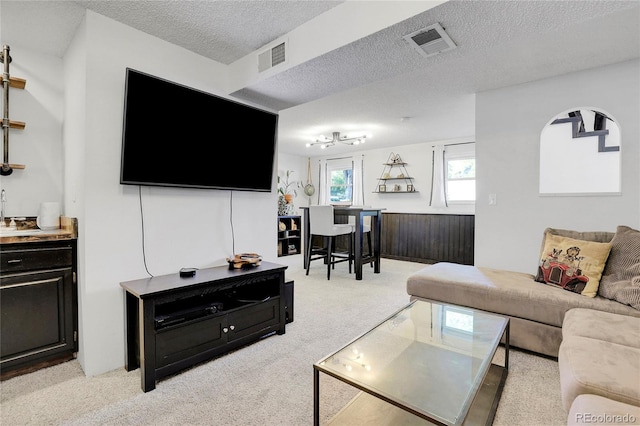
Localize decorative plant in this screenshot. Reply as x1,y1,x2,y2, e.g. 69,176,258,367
277,170,300,201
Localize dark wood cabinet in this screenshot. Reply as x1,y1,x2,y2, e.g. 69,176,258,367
0,240,78,380
120,261,288,392
380,213,474,265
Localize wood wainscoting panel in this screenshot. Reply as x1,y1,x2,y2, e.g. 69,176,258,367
380,213,474,265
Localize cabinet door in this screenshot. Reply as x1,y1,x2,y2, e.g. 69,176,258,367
227,298,280,341
155,314,226,368
0,268,75,367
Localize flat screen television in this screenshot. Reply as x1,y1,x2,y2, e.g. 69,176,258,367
120,68,278,191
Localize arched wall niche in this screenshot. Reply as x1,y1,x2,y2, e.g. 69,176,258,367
539,107,621,195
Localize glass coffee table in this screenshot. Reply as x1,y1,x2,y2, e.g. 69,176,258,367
313,300,509,426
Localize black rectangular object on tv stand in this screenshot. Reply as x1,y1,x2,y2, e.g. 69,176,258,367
120,261,288,392
154,301,224,329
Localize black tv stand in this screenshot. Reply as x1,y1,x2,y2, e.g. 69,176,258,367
120,261,288,392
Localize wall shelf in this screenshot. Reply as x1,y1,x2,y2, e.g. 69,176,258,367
1,76,26,89
374,191,419,194
1,44,27,175
8,120,25,130
373,152,417,193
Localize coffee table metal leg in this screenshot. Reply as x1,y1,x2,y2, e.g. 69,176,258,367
314,367,320,426
505,320,510,370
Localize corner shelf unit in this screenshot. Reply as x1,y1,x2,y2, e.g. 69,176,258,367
373,152,417,193
277,215,301,256
1,44,27,175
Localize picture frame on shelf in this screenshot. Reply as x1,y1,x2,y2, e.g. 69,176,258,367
407,184,414,192
379,184,386,192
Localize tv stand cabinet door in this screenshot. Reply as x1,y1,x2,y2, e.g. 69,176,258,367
155,314,226,369
227,298,281,342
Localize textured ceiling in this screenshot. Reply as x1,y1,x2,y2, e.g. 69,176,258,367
1,0,639,157
0,0,343,62
75,0,344,65
243,0,640,156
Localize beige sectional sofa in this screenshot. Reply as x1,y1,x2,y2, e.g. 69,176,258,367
567,395,640,426
406,261,640,357
406,227,640,357
560,308,640,425
406,226,640,423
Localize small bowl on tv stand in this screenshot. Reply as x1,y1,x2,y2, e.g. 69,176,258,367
226,253,262,269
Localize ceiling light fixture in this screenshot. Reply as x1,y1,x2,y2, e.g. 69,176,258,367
306,131,369,149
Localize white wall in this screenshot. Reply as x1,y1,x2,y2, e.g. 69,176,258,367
61,12,280,376
62,14,89,370
0,46,64,216
475,59,640,274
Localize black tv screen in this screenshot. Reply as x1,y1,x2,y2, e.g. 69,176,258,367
120,68,278,191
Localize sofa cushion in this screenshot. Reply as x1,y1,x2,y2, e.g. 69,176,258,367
541,227,614,246
599,225,640,310
559,336,640,411
563,308,640,348
535,232,612,297
406,263,640,330
568,394,640,426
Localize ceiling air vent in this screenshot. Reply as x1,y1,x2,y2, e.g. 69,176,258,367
258,41,287,73
402,23,456,58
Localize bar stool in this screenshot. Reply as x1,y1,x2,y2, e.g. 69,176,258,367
305,205,354,280
348,206,373,267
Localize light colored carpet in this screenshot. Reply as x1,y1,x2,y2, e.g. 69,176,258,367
0,259,566,425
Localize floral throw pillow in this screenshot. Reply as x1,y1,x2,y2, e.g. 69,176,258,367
535,233,612,297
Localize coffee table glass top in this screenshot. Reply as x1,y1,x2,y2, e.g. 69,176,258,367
314,300,508,425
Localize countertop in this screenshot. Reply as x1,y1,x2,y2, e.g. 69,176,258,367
0,216,78,244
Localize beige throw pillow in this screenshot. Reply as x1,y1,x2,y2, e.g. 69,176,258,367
535,233,612,297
